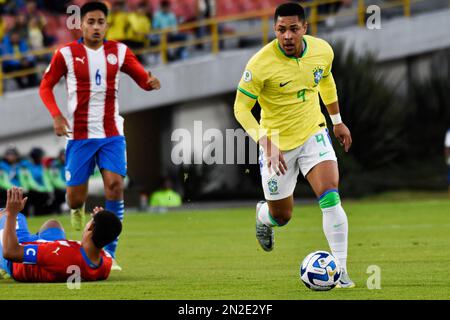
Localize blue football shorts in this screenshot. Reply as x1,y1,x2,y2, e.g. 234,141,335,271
65,135,127,187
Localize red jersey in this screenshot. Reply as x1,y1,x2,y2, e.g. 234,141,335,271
11,240,112,282
39,39,153,140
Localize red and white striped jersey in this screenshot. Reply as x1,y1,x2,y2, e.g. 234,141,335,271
40,39,153,140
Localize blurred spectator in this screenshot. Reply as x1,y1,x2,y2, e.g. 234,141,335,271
126,1,152,55
24,0,55,47
195,0,215,49
28,17,45,51
48,149,66,214
11,13,29,40
445,128,450,197
0,146,22,208
152,0,188,61
1,31,38,88
107,0,130,43
125,1,152,63
149,176,182,211
20,147,54,215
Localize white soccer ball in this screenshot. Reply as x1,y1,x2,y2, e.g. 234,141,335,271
300,250,341,291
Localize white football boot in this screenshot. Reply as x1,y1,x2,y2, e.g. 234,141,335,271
255,201,274,252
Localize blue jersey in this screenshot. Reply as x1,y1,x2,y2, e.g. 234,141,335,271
0,161,21,187
21,160,46,186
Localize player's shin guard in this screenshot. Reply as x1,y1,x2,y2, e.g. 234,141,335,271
104,200,124,258
319,189,348,272
257,201,284,227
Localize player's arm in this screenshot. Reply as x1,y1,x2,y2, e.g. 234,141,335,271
233,91,265,143
2,187,27,262
121,47,161,91
39,50,71,137
234,68,287,175
318,48,352,152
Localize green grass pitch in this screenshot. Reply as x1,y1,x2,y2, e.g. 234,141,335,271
1,197,450,300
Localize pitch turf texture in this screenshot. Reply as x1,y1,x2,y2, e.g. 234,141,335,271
1,196,449,300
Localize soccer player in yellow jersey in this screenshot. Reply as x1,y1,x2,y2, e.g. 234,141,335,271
234,2,354,288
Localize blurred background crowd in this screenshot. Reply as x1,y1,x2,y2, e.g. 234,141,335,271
0,0,354,89
0,145,66,215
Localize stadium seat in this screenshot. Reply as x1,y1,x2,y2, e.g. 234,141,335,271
216,0,240,17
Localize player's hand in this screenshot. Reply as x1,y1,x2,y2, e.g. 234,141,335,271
93,206,104,215
147,71,161,91
260,136,287,176
53,115,71,137
5,187,27,216
334,123,352,152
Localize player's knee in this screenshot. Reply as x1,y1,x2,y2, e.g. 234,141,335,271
67,196,84,209
39,219,64,233
104,179,123,199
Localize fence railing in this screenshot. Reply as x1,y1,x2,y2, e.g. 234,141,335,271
0,0,441,96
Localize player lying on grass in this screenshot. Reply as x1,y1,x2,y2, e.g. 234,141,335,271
0,187,121,282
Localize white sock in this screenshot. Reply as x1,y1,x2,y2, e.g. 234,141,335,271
322,203,348,272
257,202,279,227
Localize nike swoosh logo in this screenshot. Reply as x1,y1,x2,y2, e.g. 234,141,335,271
319,151,330,157
328,269,337,277
279,81,292,87
333,222,345,228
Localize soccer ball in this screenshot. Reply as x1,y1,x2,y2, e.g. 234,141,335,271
300,250,341,291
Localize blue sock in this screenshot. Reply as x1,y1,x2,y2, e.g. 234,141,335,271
104,200,124,259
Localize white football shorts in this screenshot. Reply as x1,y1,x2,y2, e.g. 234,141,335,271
259,128,338,201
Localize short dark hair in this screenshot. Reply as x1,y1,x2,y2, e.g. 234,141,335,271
81,1,109,19
274,2,306,22
91,210,122,249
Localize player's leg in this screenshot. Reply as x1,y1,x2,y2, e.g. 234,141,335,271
306,160,354,288
65,140,98,231
101,169,124,258
301,128,354,288
96,136,126,268
37,219,66,241
256,147,299,251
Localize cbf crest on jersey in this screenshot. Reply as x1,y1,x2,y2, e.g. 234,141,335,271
313,67,324,87
268,178,278,195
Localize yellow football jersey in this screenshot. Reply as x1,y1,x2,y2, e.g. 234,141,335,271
235,35,338,151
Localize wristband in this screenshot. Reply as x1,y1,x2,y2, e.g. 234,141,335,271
330,113,342,125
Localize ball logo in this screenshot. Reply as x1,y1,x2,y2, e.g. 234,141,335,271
243,70,252,82
107,54,118,65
